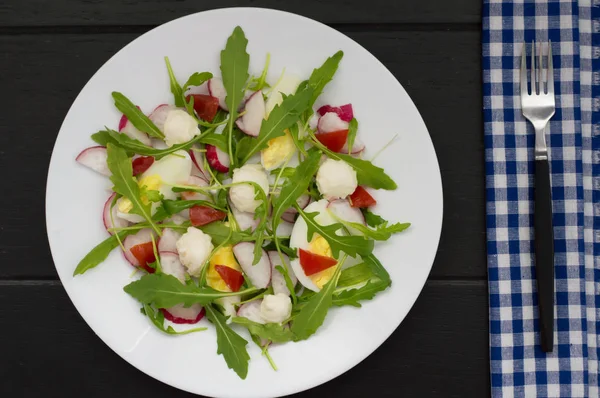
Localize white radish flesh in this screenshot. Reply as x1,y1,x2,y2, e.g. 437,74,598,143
122,229,154,266
157,228,181,253
208,78,228,111
268,251,297,296
148,104,176,132
185,82,209,96
159,251,186,283
327,199,366,235
281,193,311,222
120,120,152,146
231,202,259,232
189,147,209,180
233,242,271,289
275,220,294,237
162,303,204,324
180,175,212,201
340,136,365,154
237,301,265,324
206,144,230,173
317,112,349,134
235,91,265,137
103,193,129,234
76,146,110,176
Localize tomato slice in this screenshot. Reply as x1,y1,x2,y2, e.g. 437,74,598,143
189,205,227,226
349,186,377,208
299,248,337,276
186,94,220,122
315,130,349,153
132,156,155,176
130,242,156,273
214,265,245,292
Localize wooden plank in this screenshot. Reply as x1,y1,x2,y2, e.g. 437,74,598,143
0,0,481,27
0,280,489,397
0,30,484,279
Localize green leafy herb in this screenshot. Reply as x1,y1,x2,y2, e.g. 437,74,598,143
73,230,134,276
295,206,374,258
199,221,250,246
363,254,391,285
275,265,297,304
362,209,386,227
183,71,213,92
346,118,358,155
337,262,373,288
205,304,250,379
158,199,227,215
123,273,260,307
111,92,164,139
288,122,308,156
142,304,207,335
249,53,270,91
269,167,296,179
332,280,390,307
220,26,250,170
164,57,185,107
346,221,410,240
198,132,228,152
106,144,161,235
232,317,294,343
307,51,343,107
239,86,314,164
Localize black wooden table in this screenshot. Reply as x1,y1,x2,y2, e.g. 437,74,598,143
0,1,487,396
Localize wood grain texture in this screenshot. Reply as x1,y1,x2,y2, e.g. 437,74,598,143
0,29,484,279
0,280,489,397
0,0,481,26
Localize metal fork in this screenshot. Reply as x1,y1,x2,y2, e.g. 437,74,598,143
520,41,556,353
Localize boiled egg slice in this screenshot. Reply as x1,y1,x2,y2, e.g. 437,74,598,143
207,245,243,292
261,129,297,171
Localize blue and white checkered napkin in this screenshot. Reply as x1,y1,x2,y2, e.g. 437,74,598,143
483,0,600,396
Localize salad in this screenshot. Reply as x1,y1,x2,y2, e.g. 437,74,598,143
74,26,410,379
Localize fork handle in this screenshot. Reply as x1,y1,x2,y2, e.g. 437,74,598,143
534,158,554,352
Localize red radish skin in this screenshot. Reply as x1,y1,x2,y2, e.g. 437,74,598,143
130,242,157,273
186,94,220,122
119,106,152,145
317,112,349,134
206,145,230,173
132,156,154,176
189,147,209,180
157,229,181,253
76,146,110,176
233,243,271,289
317,104,354,122
215,265,245,292
102,193,129,234
207,78,228,111
237,301,265,324
235,91,265,137
161,304,205,324
299,249,337,276
189,205,227,226
349,186,377,208
315,130,349,152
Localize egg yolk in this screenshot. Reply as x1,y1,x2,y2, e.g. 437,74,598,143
261,130,296,170
117,174,162,213
207,246,242,292
307,234,337,289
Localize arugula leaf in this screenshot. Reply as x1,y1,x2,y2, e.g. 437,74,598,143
337,262,373,288
249,53,270,91
205,304,250,379
142,304,207,335
164,57,185,107
346,118,358,155
221,26,250,170
112,92,164,139
183,71,213,91
159,199,226,215
362,209,386,227
123,273,260,307
288,121,308,156
363,254,391,285
200,221,249,246
295,207,374,258
332,280,389,307
198,132,228,152
269,167,296,179
239,86,313,164
307,51,343,107
92,129,196,159
231,317,294,343
291,258,344,340
347,221,410,240
73,230,134,276
106,144,160,234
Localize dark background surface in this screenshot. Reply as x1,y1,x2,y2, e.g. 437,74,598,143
0,1,487,396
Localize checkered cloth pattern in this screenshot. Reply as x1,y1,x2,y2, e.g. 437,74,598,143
483,0,600,396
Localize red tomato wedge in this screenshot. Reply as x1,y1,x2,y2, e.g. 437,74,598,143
349,186,377,208
214,265,245,292
189,205,227,226
299,249,337,276
315,129,349,153
132,156,154,176
130,242,156,273
186,94,220,122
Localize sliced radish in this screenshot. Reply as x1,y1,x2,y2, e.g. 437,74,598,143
233,242,271,289
161,304,205,324
185,82,210,96
268,251,297,296
237,301,265,324
281,211,297,224
148,104,176,132
103,193,129,234
231,202,259,232
163,214,187,225
318,112,349,134
181,175,211,201
340,136,365,154
208,78,228,111
76,146,110,176
275,220,294,237
122,228,154,267
150,138,168,149
308,113,319,130
206,144,230,173
217,296,241,321
327,199,366,235
189,147,209,180
120,118,152,146
157,228,181,253
235,91,265,137
317,104,354,122
159,251,186,283
281,193,311,223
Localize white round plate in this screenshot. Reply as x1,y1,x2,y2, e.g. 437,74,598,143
46,7,442,398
